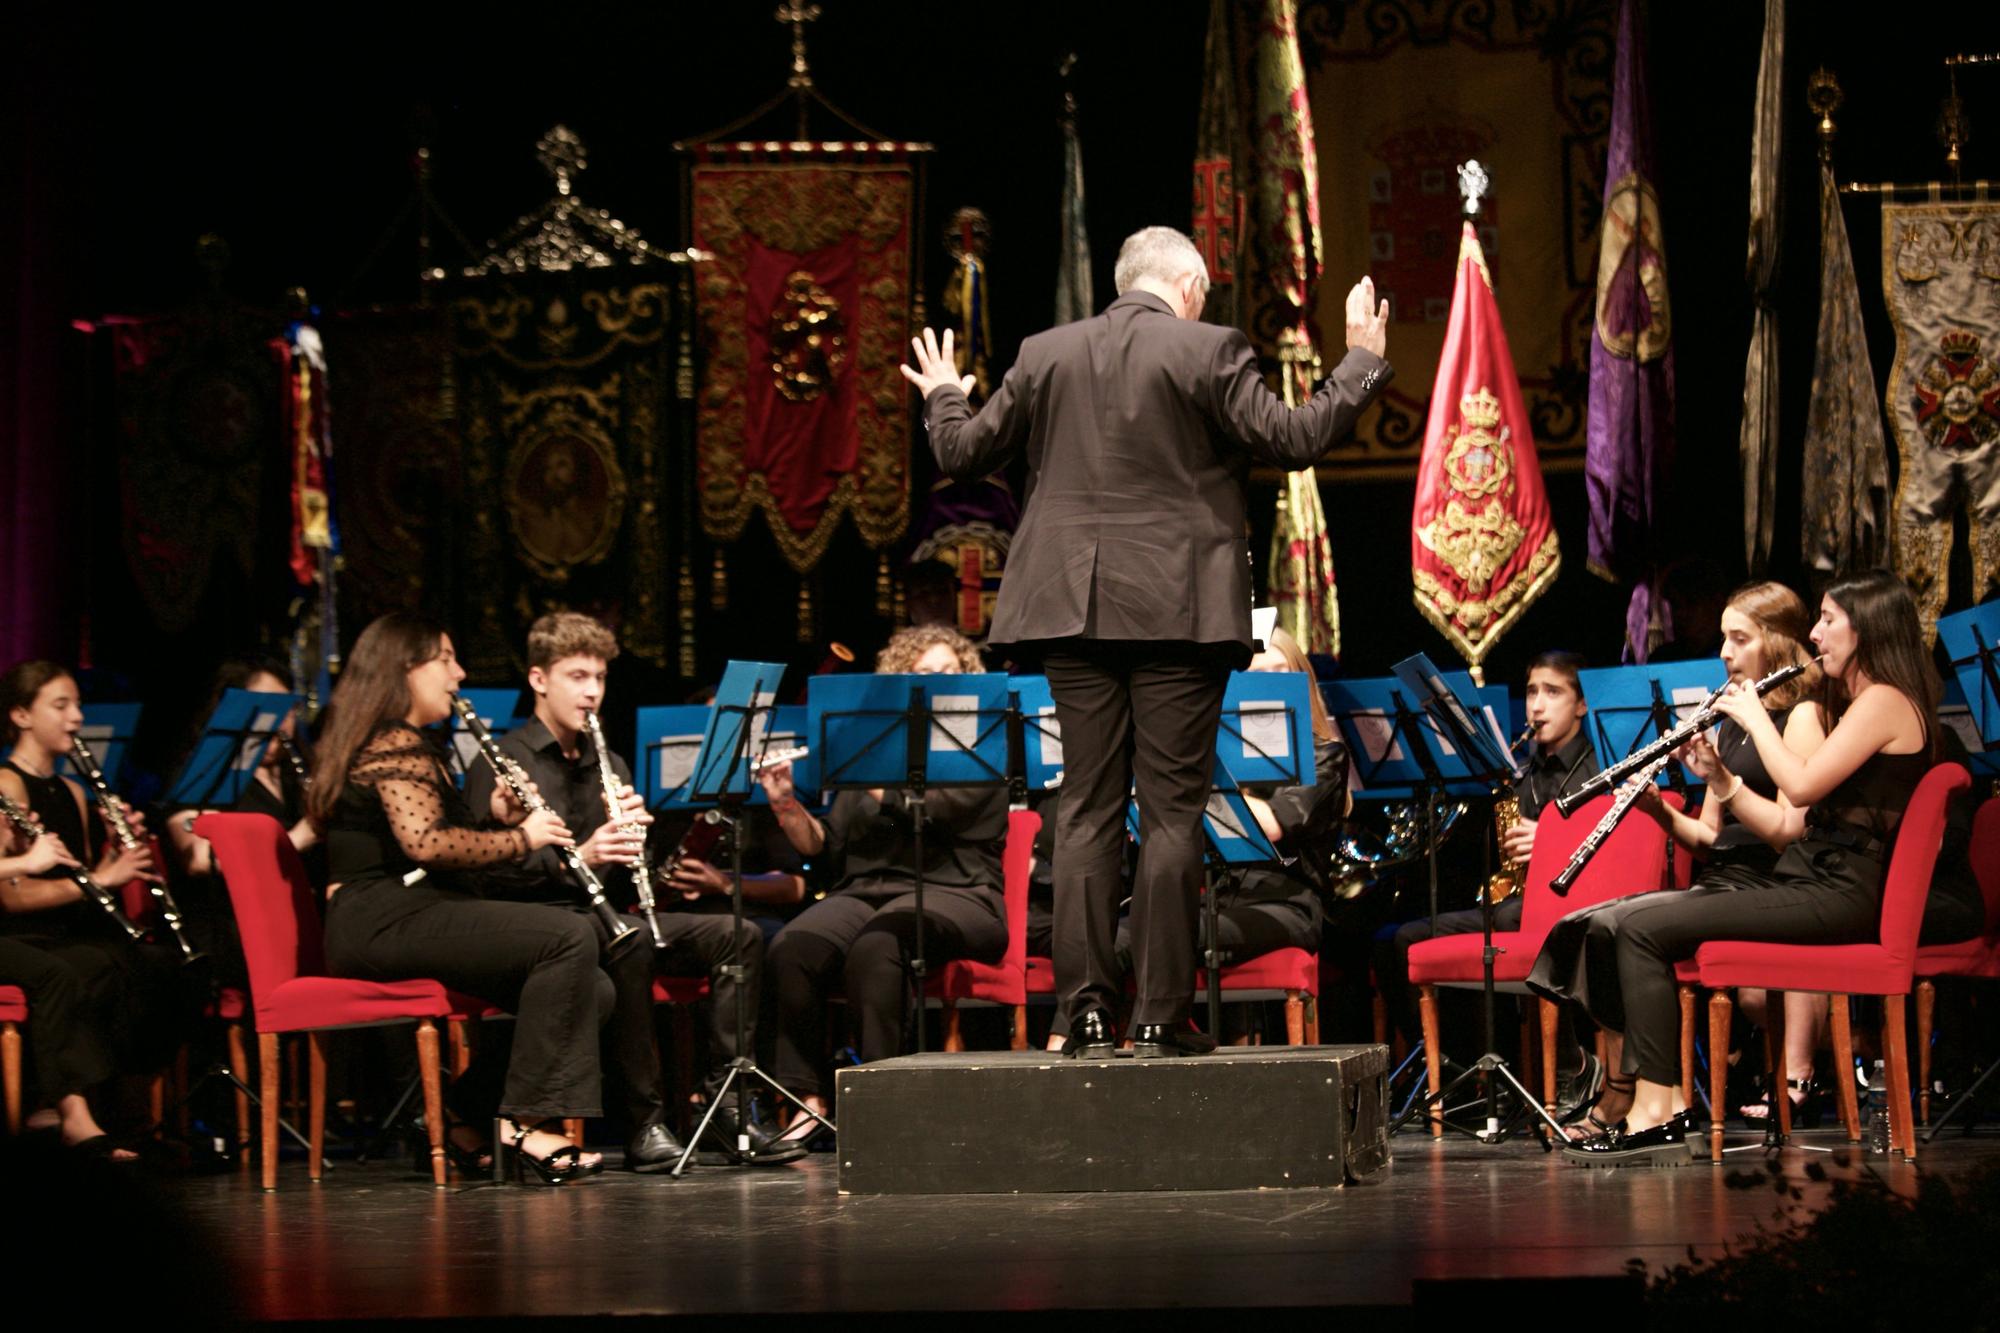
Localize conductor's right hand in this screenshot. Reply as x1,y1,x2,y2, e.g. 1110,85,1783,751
518,808,574,853
1344,277,1389,359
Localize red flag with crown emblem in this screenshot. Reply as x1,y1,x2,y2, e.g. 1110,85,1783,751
1411,223,1560,682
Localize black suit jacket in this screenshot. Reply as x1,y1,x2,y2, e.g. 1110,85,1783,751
923,290,1391,655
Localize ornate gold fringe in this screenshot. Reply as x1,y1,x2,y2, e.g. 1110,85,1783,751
797,580,814,644
710,549,728,612
676,551,697,679
876,551,894,617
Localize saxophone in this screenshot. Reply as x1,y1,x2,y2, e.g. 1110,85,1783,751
1483,724,1537,903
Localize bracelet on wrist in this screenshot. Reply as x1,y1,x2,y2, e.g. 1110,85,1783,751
1715,774,1745,806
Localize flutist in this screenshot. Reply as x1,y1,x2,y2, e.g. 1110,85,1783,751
461,613,802,1170
0,659,187,1144
1529,582,1823,1139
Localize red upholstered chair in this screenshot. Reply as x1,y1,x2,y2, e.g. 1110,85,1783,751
0,985,24,1133
1407,792,1680,1136
1196,946,1321,1045
926,808,1037,1052
1686,763,1968,1163
197,812,457,1191
1914,796,2000,1122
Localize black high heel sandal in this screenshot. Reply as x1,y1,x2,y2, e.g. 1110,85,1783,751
408,1118,493,1176
1740,1077,1822,1129
502,1122,601,1186
1562,1074,1636,1139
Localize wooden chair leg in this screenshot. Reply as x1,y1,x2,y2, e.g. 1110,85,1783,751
1539,998,1559,1115
1917,980,1936,1125
415,1019,446,1188
942,1001,965,1053
285,1036,303,1124
1678,985,1697,1109
1419,985,1443,1138
564,1117,584,1146
307,1033,328,1184
148,1073,165,1130
1010,1004,1029,1052
1371,991,1388,1046
1829,995,1861,1142
1518,1004,1536,1093
1283,992,1305,1046
1,1021,20,1134
259,1032,281,1192
226,1022,252,1154
1707,991,1732,1163
1305,995,1320,1045
1884,995,1916,1160
448,1018,472,1078
1767,992,1791,1138
673,1007,695,1138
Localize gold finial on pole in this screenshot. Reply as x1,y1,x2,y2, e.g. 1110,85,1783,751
1807,66,1842,165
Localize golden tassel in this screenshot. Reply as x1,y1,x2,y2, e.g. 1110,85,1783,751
876,552,894,617
710,549,728,612
677,551,697,679
797,580,815,644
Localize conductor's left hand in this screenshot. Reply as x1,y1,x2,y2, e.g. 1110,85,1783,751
899,327,976,399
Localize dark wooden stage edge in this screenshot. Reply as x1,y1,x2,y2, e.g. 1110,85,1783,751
835,1045,1391,1193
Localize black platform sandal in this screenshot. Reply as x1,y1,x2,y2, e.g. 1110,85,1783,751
1562,1074,1636,1140
502,1122,601,1186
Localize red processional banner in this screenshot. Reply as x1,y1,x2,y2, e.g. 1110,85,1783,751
1411,223,1560,679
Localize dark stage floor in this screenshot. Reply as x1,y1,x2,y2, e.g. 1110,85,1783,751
129,1125,2000,1323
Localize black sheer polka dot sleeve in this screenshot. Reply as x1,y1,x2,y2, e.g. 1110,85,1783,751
350,725,530,870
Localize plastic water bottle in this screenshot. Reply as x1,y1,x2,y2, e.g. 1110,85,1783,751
1866,1060,1891,1156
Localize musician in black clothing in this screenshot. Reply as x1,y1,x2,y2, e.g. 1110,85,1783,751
0,660,178,1148
1372,651,1601,1090
461,613,801,1169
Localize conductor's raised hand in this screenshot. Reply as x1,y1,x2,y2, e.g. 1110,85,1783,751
898,327,976,399
1344,276,1389,359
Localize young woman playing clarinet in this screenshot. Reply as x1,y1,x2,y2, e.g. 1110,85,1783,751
310,614,611,1184
1,661,181,1144
1547,570,1941,1166
1530,581,1822,1136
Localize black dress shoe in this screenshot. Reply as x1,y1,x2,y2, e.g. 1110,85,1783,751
1129,1022,1218,1059
624,1120,688,1174
1560,1115,1693,1168
1062,1008,1116,1060
702,1102,809,1167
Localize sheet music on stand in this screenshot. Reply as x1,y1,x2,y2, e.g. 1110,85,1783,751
806,672,1012,792
165,689,302,809
1323,676,1482,800
1574,660,1726,783
1218,670,1312,787
640,702,811,812
1938,603,2000,776
690,661,788,803
443,688,528,788
1010,674,1064,792
58,701,143,789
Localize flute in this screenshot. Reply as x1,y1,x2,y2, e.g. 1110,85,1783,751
68,735,201,963
0,789,147,943
584,709,663,949
450,696,642,958
1552,660,1815,819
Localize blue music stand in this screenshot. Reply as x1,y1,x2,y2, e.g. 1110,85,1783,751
1938,603,2000,749
1009,674,1064,794
635,705,713,812
59,701,143,790
807,671,1012,1055
1219,670,1312,787
443,688,528,789
1574,660,1726,783
1939,676,2000,779
166,689,302,809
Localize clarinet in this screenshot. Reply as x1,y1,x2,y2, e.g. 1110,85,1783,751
274,732,312,790
655,745,809,900
583,709,663,949
450,696,642,958
0,789,146,942
68,735,202,962
1547,753,1671,896
1552,659,1815,819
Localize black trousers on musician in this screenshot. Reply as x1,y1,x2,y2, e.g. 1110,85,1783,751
651,910,765,1105
0,935,117,1100
767,881,1007,1098
324,878,612,1122
1042,639,1235,1029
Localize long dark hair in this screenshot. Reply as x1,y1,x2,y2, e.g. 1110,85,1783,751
306,615,445,825
2,660,75,747
1821,570,1938,756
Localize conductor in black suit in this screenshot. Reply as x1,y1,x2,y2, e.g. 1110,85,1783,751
901,226,1391,1057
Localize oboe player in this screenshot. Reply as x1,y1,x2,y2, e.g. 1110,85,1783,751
461,613,802,1170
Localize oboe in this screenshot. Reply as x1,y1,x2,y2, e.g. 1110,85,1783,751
450,696,642,958
1552,659,1815,819
0,789,146,942
1548,753,1671,896
68,735,201,962
584,709,663,949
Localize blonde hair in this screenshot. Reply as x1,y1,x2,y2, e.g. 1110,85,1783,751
1264,626,1335,743
1724,581,1819,710
877,624,984,674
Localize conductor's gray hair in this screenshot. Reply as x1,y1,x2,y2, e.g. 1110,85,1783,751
1113,226,1209,296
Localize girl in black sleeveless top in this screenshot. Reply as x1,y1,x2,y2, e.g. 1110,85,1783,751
1560,571,1946,1166
0,660,179,1149
310,616,609,1183
1530,582,1824,1135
